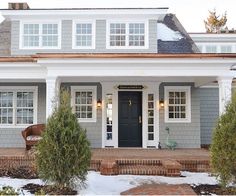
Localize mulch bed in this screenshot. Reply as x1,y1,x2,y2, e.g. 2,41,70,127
22,183,77,195
0,166,38,179
191,184,236,195
0,167,77,195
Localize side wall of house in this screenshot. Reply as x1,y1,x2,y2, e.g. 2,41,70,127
0,83,46,148
11,20,157,55
198,88,219,145
159,83,201,148
61,83,102,148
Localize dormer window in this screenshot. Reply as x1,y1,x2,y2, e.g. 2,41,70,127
72,21,96,49
20,22,61,49
106,21,148,49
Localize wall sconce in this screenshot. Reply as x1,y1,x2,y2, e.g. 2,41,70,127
159,99,164,107
97,99,102,108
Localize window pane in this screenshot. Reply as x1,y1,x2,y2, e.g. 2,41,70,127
129,23,145,46
0,92,13,124
23,24,39,47
42,24,58,47
110,23,126,46
16,92,34,124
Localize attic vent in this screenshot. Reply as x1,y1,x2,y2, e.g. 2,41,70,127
8,2,30,10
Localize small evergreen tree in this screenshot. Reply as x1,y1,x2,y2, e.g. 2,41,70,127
36,89,91,189
204,9,227,33
211,93,236,187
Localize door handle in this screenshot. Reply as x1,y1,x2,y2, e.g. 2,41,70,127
139,116,142,123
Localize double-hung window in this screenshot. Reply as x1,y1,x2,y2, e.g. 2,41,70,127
71,86,97,122
221,45,232,53
0,87,38,127
164,86,191,123
21,22,61,49
205,45,217,53
107,21,148,49
73,21,95,49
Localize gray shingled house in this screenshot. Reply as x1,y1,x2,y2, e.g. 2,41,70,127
0,2,235,149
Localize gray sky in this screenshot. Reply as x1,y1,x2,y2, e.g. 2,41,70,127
0,0,235,32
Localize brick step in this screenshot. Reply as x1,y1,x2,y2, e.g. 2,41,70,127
117,159,162,166
89,159,102,171
118,165,167,175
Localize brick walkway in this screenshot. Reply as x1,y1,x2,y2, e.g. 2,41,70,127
121,184,196,195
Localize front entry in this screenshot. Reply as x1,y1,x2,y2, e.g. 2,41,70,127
118,91,142,147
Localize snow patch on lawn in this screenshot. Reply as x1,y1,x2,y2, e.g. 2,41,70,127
0,171,218,195
157,23,183,41
0,177,43,195
78,171,218,195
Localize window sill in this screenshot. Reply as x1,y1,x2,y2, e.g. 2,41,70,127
77,118,97,123
0,124,35,129
165,119,191,123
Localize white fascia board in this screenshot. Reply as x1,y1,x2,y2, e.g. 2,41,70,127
190,34,236,42
1,9,168,20
0,67,46,79
0,62,40,68
46,67,234,78
37,58,236,65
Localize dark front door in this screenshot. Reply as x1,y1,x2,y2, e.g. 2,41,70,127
118,91,142,147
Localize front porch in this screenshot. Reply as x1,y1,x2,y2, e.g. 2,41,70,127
0,148,210,177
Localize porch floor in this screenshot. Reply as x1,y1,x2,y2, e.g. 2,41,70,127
92,148,210,160
0,148,210,176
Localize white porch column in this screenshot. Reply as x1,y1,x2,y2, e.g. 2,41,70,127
218,77,233,114
46,77,60,119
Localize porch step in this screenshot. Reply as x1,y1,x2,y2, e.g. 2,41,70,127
117,159,162,166
118,165,167,175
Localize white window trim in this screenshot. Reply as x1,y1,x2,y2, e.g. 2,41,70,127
164,86,191,123
71,86,97,123
72,20,96,49
0,86,38,128
19,20,62,49
106,20,149,49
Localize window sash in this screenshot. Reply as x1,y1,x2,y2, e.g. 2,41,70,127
0,92,13,125
22,23,60,48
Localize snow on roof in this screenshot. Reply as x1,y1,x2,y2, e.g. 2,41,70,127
157,23,183,41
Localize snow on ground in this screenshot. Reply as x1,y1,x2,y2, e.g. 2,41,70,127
78,171,218,195
157,23,183,41
0,171,218,195
0,177,43,195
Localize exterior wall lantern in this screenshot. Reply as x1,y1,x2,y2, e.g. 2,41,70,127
97,99,102,108
159,99,164,108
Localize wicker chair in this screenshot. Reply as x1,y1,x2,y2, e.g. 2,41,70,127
21,124,45,150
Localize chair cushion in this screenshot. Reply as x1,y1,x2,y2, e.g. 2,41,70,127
26,135,42,141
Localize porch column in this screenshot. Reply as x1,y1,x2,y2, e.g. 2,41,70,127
46,77,60,119
218,77,233,114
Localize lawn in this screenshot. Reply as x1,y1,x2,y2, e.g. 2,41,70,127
0,171,218,195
